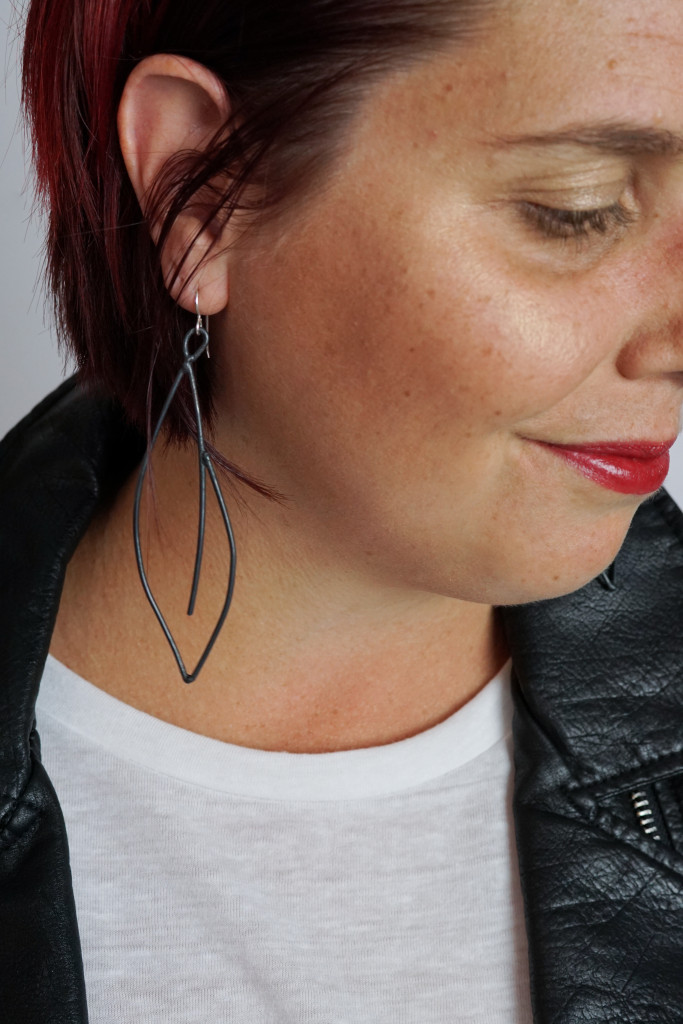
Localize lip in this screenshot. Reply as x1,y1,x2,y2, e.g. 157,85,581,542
529,439,676,495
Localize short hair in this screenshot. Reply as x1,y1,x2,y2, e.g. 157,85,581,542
22,0,493,486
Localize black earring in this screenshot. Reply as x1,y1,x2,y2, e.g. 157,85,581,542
597,562,617,592
133,294,236,682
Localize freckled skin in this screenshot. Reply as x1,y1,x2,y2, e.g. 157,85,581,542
210,0,683,606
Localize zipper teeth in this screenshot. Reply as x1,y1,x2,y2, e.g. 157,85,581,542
631,790,662,841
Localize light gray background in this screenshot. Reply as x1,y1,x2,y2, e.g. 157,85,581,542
1,0,74,433
3,0,683,508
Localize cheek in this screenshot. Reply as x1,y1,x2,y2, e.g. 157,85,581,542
228,179,624,507
335,247,612,446
222,207,640,605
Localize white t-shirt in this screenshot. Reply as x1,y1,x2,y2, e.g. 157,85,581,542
35,654,533,1024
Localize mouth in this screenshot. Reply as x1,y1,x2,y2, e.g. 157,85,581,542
527,439,676,495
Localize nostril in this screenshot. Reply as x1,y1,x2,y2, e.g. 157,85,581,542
616,316,683,380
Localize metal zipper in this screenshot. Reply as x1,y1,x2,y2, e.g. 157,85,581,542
631,790,662,841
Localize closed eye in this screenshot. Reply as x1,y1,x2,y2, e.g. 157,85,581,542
519,200,636,241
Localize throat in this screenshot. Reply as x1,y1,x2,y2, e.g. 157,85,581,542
52,574,509,754
49,462,509,753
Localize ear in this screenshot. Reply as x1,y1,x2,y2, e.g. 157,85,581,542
117,54,232,315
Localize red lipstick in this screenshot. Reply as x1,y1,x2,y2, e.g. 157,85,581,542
532,440,675,495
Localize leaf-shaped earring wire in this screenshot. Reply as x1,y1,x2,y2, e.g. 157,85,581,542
133,293,237,683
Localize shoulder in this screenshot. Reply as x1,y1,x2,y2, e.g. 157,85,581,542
0,376,142,498
0,379,144,814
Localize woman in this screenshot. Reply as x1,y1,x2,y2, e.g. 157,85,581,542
2,0,683,1020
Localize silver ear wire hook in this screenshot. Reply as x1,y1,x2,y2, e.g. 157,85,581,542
195,290,202,334
195,289,210,358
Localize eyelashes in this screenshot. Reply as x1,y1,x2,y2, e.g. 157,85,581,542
519,200,637,241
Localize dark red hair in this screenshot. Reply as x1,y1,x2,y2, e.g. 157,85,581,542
22,0,493,486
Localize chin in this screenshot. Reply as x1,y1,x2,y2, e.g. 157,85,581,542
500,569,611,607
483,508,639,607
498,546,630,607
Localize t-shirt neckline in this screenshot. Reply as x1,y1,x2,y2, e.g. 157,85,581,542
39,654,512,802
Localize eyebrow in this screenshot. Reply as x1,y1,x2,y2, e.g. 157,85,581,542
491,123,683,158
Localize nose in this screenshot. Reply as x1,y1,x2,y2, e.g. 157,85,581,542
615,229,683,382
616,314,683,381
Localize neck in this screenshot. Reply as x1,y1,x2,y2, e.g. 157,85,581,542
50,441,509,753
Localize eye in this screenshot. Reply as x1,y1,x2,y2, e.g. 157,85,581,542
519,200,636,241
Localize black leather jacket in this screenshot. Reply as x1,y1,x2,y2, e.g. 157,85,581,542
2,378,683,1024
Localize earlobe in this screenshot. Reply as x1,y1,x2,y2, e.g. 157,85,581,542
117,54,232,314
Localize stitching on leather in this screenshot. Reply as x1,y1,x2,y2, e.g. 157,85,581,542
565,750,683,800
519,783,683,877
572,794,683,878
0,747,34,833
0,779,41,849
0,733,30,824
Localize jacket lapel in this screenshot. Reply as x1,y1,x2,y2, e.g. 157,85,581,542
0,379,143,1024
502,491,683,1023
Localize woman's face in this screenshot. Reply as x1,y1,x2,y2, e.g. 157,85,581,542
213,0,683,606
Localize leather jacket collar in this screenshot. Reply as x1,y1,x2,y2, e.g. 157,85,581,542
1,378,683,1023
